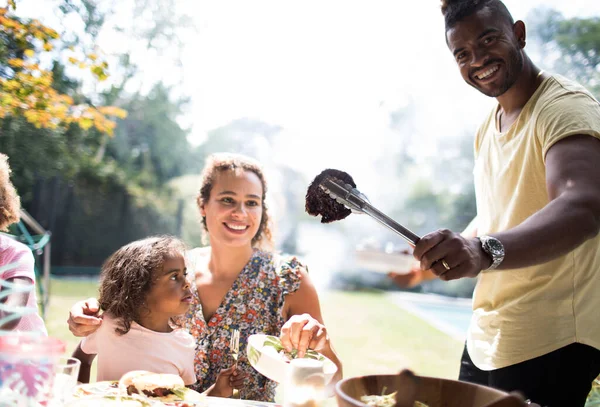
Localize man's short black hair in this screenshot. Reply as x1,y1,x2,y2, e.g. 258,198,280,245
441,0,514,32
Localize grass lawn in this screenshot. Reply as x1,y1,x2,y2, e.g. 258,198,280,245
46,278,463,383
318,290,463,380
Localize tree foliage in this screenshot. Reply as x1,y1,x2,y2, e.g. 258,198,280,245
0,4,126,135
0,0,202,267
529,8,600,97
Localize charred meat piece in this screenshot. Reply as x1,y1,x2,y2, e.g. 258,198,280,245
143,387,173,398
305,169,356,223
127,384,174,398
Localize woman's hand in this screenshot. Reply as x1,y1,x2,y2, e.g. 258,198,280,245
387,246,433,288
280,313,328,358
67,298,103,337
388,262,438,288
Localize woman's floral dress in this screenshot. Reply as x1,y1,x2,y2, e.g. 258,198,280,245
180,248,303,402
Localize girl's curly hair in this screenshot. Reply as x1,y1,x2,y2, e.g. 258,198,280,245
98,235,186,335
0,154,21,232
196,153,273,250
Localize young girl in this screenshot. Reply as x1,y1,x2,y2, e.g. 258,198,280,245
72,235,244,397
69,153,343,401
0,153,47,335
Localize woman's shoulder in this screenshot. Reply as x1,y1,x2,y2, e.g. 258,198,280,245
254,250,307,271
272,252,307,273
254,250,305,293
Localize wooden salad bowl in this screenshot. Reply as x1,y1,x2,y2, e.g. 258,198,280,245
335,372,534,407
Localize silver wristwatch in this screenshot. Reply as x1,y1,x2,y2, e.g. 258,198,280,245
478,235,505,270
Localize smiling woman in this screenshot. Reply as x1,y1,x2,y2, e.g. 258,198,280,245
196,154,271,250
175,153,343,400
67,152,343,402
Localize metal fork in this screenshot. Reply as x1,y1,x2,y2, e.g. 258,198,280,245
229,329,240,398
229,328,240,367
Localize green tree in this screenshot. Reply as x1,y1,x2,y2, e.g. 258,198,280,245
0,5,125,134
106,84,199,187
529,8,600,97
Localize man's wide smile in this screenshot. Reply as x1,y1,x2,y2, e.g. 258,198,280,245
472,63,501,85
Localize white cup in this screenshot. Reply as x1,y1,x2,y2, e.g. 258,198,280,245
51,357,81,403
284,358,326,407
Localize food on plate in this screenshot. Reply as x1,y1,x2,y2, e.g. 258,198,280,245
247,334,338,384
305,168,356,223
261,335,323,363
118,370,204,403
72,381,120,398
66,395,156,406
71,372,204,403
360,391,429,407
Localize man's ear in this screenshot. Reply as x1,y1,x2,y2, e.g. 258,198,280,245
513,20,526,48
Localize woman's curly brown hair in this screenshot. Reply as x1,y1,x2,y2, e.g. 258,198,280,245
98,235,186,335
0,153,21,232
196,153,273,250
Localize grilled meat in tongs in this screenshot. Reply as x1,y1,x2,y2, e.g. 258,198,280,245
307,169,420,245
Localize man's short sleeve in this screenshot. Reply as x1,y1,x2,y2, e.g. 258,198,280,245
536,92,600,162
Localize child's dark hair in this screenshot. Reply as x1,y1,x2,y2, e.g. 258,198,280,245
98,235,186,335
0,153,21,232
441,0,514,32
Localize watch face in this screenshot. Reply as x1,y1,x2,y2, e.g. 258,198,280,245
486,238,504,255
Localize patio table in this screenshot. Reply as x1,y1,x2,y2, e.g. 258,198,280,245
205,396,280,407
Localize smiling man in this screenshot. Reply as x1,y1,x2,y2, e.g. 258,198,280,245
390,0,600,405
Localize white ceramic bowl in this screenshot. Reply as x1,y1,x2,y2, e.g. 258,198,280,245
247,334,338,384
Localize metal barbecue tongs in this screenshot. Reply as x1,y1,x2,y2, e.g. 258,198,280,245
319,177,421,245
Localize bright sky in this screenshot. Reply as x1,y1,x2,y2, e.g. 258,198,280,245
176,0,600,181
12,0,600,286
15,0,600,183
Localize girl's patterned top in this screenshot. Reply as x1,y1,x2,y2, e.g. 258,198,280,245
179,248,304,402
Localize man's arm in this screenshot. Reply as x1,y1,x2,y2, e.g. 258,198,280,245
0,277,32,330
415,135,600,279
492,134,600,268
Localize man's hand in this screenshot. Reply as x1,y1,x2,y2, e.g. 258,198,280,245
413,229,491,281
67,298,103,337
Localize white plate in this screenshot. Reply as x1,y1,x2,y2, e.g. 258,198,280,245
65,395,159,406
71,381,205,405
355,249,415,274
247,334,337,384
